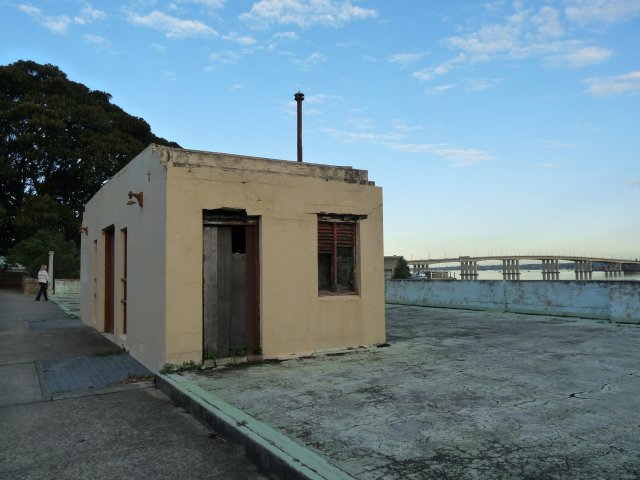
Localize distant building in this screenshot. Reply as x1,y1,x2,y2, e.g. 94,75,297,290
384,256,404,279
80,145,385,371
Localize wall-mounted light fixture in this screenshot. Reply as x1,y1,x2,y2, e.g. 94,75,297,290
127,191,144,207
79,226,88,235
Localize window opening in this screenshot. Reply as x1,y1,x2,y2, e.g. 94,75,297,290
318,219,357,294
231,226,246,254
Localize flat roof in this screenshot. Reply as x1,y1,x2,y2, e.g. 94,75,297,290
176,305,640,478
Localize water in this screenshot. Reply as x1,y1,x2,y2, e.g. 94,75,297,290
442,269,640,281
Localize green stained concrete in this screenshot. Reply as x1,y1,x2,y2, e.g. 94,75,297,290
161,375,355,480
180,305,640,479
49,293,81,318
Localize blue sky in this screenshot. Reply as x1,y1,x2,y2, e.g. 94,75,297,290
2,0,639,260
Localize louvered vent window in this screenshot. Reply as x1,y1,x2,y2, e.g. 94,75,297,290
318,219,357,294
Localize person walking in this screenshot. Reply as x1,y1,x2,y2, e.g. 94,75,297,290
35,265,49,301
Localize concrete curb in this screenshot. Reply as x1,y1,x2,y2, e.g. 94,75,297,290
155,374,355,480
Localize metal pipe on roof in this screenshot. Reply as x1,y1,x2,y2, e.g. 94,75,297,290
294,91,304,162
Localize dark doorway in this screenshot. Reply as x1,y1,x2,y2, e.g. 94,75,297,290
203,211,259,358
103,225,115,334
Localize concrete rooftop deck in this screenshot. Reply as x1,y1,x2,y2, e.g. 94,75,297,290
175,305,640,479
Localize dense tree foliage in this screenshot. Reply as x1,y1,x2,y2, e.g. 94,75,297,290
7,229,79,278
392,257,411,279
0,60,179,274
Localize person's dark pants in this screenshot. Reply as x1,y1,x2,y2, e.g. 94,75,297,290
36,282,48,301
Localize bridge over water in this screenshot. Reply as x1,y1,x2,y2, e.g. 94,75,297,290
408,255,640,280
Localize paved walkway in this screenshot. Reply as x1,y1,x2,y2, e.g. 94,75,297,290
175,305,640,479
0,290,265,480
6,290,640,479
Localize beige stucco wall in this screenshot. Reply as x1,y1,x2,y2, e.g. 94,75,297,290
80,146,168,370
162,147,385,364
81,144,385,371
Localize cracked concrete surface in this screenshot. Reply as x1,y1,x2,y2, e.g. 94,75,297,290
181,305,640,479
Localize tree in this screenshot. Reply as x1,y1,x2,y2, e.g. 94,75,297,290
392,257,411,279
0,60,180,252
7,229,79,278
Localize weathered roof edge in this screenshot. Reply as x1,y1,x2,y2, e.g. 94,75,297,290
150,144,375,186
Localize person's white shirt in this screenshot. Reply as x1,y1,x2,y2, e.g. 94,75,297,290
38,269,49,284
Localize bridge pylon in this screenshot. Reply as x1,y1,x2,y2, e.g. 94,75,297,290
604,262,623,278
460,260,479,281
541,259,560,280
575,260,593,280
502,259,520,281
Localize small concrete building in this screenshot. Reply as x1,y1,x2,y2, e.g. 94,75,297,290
80,145,385,371
384,256,403,279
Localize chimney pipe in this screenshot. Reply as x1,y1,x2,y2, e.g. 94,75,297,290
294,91,304,162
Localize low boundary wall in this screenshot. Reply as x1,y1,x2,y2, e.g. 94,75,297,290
21,278,80,295
385,280,640,323
0,272,27,289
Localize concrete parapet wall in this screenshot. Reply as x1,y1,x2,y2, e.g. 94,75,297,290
53,279,80,295
385,280,640,323
21,277,80,295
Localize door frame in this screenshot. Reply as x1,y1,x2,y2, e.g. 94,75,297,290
103,225,115,334
202,210,260,358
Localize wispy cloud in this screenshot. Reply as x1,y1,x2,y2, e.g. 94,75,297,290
391,143,496,166
294,52,327,71
84,33,106,45
565,0,640,26
413,55,465,82
335,40,363,48
150,43,167,53
177,0,225,8
18,3,106,34
323,126,495,167
465,77,502,92
19,4,71,34
164,70,178,81
128,11,218,39
83,33,113,53
388,52,424,68
322,128,403,144
444,6,587,62
546,46,612,68
267,31,298,50
391,119,422,132
531,6,564,38
305,94,329,105
627,179,640,188
427,84,455,96
535,162,557,169
74,4,107,25
283,96,324,117
346,117,376,131
273,31,298,41
223,32,256,45
208,50,242,65
585,71,640,97
541,140,581,149
414,3,614,84
240,0,377,28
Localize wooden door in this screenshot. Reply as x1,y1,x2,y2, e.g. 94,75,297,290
103,226,115,334
203,222,259,358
